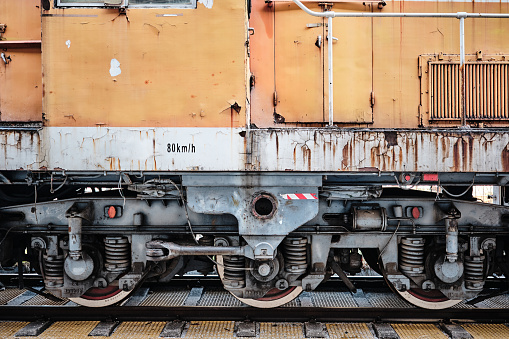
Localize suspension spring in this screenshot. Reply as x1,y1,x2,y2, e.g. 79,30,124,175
222,256,246,289
464,256,485,290
104,236,130,273
283,237,308,274
399,237,425,276
43,254,64,288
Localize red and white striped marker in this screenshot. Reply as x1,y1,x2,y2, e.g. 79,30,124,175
280,193,317,200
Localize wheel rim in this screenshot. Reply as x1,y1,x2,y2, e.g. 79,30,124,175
385,277,462,309
69,285,131,307
230,286,303,308
393,288,462,309
217,255,302,308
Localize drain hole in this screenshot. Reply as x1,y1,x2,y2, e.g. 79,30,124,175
252,194,277,219
255,198,274,216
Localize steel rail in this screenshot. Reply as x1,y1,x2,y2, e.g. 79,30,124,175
291,0,509,126
1,305,508,322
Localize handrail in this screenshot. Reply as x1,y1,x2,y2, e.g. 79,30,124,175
291,0,509,126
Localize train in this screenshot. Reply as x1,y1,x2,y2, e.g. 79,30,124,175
0,0,509,309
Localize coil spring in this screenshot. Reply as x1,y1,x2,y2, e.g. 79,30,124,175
104,236,130,273
43,254,64,288
464,256,485,290
222,256,246,288
399,237,425,276
283,237,308,274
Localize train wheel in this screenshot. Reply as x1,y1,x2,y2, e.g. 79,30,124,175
69,284,132,307
216,255,302,308
384,277,462,309
229,286,303,308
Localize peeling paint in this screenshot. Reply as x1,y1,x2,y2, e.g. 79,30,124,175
65,40,71,48
109,59,121,77
198,0,213,9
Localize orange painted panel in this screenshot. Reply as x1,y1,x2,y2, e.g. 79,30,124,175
42,1,247,128
371,1,509,128
273,2,324,124
0,0,42,122
249,0,277,127
329,3,373,124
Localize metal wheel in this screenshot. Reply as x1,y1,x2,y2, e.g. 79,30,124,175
216,255,302,308
383,275,462,309
69,284,131,307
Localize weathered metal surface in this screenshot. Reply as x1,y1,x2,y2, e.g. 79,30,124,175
0,0,42,122
250,128,509,172
2,127,509,173
33,127,245,171
41,1,247,128
250,0,509,128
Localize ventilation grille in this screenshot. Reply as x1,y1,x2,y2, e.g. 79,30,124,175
430,62,509,121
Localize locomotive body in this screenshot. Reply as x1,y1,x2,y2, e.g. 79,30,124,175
1,0,509,308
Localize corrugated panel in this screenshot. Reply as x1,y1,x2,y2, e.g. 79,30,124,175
430,62,509,121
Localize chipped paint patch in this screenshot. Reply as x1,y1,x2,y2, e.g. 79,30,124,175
198,0,213,9
65,40,71,48
109,59,121,77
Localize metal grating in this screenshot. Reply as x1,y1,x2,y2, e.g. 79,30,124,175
0,288,26,305
197,288,244,307
430,62,509,121
139,287,189,307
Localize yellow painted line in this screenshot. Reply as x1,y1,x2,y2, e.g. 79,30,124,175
259,322,304,339
392,323,448,339
327,323,374,338
462,323,509,339
0,321,29,338
109,321,166,339
184,321,235,339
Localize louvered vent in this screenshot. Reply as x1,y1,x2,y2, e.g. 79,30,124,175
429,62,509,121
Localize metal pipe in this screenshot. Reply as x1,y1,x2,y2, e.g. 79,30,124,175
459,15,466,126
291,1,509,18
328,16,334,126
146,240,245,261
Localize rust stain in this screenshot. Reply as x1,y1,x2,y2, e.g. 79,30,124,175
502,145,509,172
342,142,349,169
275,134,279,159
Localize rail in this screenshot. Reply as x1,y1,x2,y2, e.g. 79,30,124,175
291,0,509,126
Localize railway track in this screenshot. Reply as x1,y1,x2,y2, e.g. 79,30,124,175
1,276,508,322
1,277,509,338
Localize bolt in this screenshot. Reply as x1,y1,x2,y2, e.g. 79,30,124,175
258,263,271,276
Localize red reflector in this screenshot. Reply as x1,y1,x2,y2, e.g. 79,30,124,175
107,206,116,219
404,175,411,181
412,207,420,219
423,173,438,181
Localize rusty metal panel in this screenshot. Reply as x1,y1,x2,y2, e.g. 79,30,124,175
2,127,509,173
250,129,509,172
0,130,40,170
41,1,247,128
0,0,42,122
34,127,246,171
